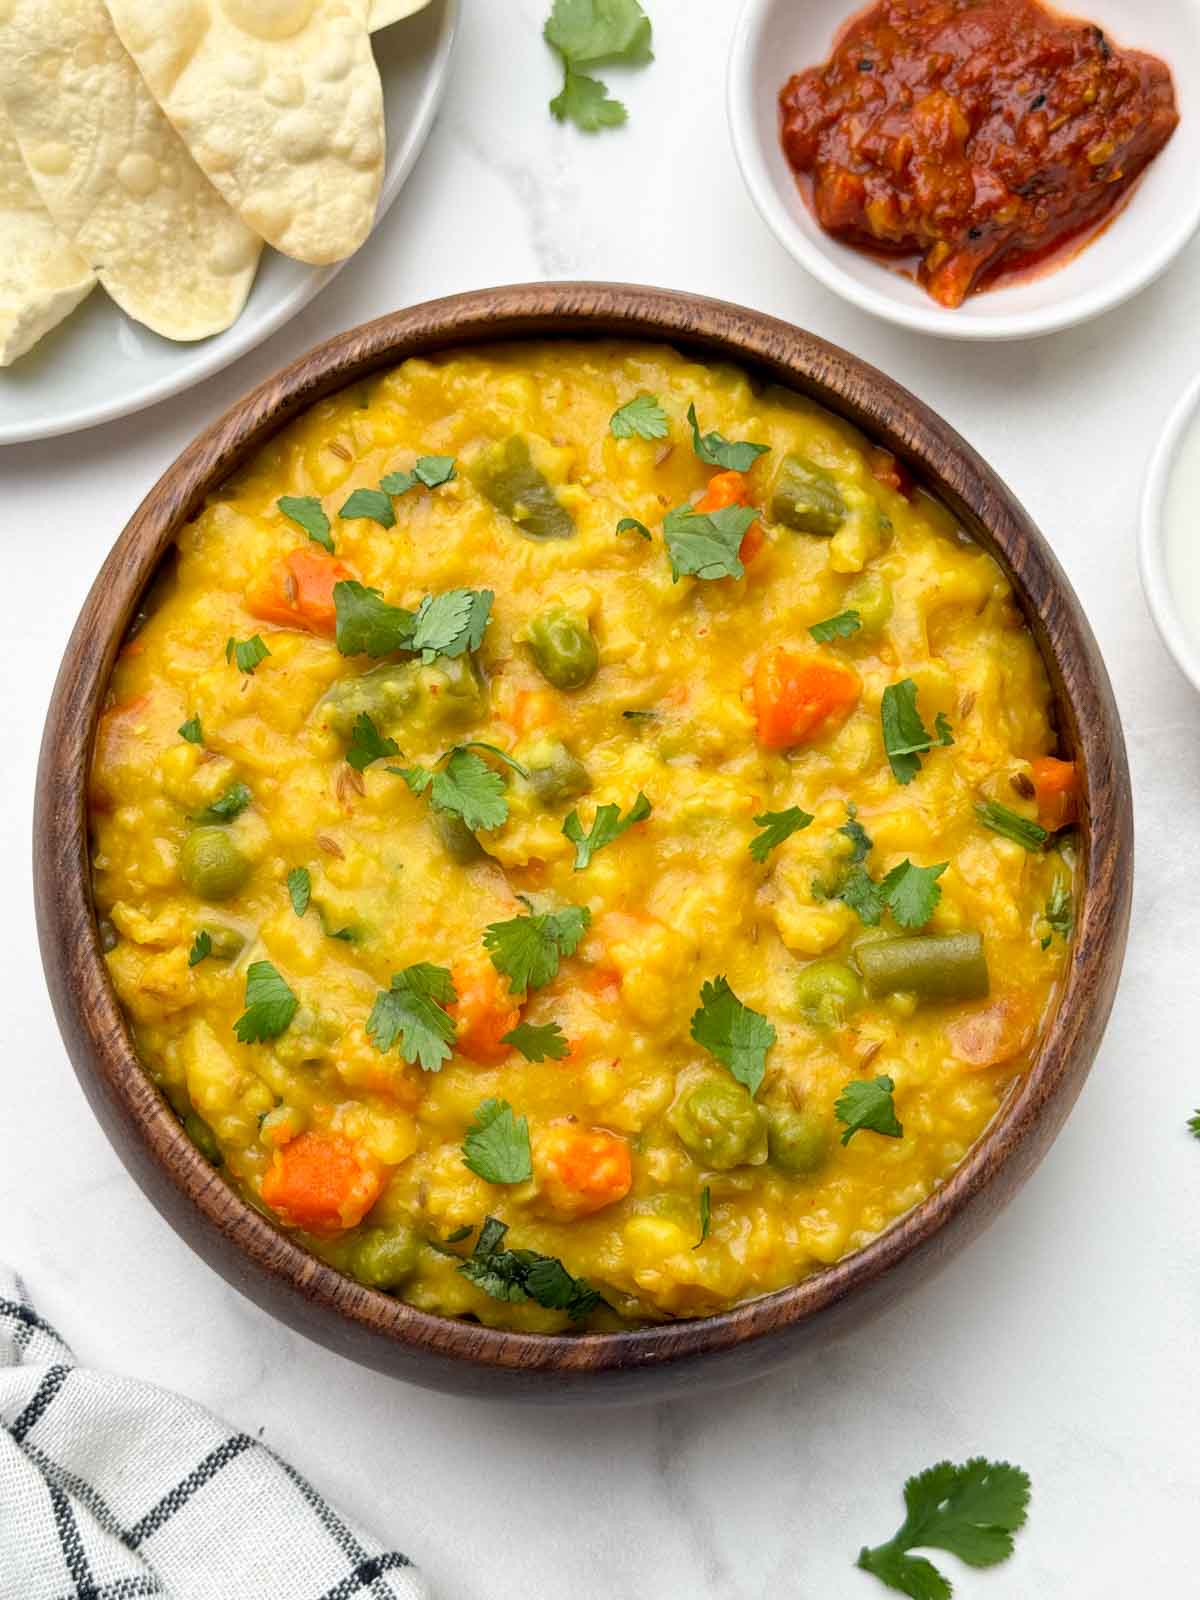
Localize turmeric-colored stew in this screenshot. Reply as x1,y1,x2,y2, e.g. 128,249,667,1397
90,343,1078,1330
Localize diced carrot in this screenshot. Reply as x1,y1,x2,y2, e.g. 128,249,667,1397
1030,757,1079,831
536,1123,632,1218
947,996,1033,1069
450,957,522,1064
244,547,353,637
695,469,765,563
510,687,558,735
752,648,861,749
867,446,914,499
260,1132,383,1235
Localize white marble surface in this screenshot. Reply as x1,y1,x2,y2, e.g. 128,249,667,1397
3,3,1199,1595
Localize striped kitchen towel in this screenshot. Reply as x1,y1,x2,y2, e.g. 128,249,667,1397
0,1268,427,1600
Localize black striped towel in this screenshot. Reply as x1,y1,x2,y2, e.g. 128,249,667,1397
0,1269,427,1599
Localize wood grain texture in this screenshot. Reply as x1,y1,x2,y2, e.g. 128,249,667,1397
33,284,1133,1401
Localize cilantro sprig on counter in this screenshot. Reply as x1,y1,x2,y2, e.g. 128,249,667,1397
663,502,757,582
610,392,668,440
563,792,651,869
686,404,770,473
367,962,457,1072
1189,1111,1200,1141
458,1215,607,1321
278,495,333,552
835,1075,902,1146
856,1457,1031,1597
462,1099,533,1185
502,1020,570,1061
485,902,591,994
690,977,775,1099
881,680,953,785
545,0,653,133
234,961,298,1044
749,806,813,863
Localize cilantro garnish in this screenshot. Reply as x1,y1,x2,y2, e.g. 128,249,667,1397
333,581,415,658
346,711,400,772
398,748,509,832
686,404,770,473
562,792,651,869
367,963,457,1072
694,1186,711,1249
977,800,1048,852
458,1214,606,1321
188,930,212,968
840,804,873,864
502,1020,570,1061
610,393,668,440
287,866,311,918
1040,880,1072,948
484,902,591,993
380,455,457,495
545,0,653,134
1189,1110,1200,1140
233,961,298,1044
690,976,775,1098
178,715,203,745
445,1224,474,1244
856,1458,1031,1597
409,588,493,664
225,635,270,675
749,806,814,863
277,495,332,552
456,741,530,779
616,515,652,541
663,502,757,582
339,487,396,529
836,1075,902,1145
881,679,953,785
837,859,947,931
196,781,251,824
809,609,861,643
462,1098,533,1185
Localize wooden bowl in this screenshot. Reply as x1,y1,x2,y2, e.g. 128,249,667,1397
34,284,1133,1402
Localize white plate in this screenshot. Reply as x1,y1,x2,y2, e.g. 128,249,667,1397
0,0,458,445
728,0,1200,341
1139,372,1200,695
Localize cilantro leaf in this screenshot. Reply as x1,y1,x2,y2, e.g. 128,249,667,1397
178,715,203,745
333,580,415,658
234,961,298,1044
694,1186,711,1249
225,634,270,675
188,930,212,967
977,800,1048,852
1041,880,1072,948
196,781,251,824
550,66,626,129
484,903,591,993
690,977,775,1098
686,404,770,472
838,865,885,926
877,860,947,930
881,680,953,785
458,1214,606,1321
287,866,311,917
809,609,861,643
562,792,651,869
617,515,652,541
339,488,396,529
380,456,458,496
840,804,873,864
399,749,508,831
836,1075,902,1144
462,1098,533,1185
367,963,457,1072
544,0,653,134
749,806,814,863
346,711,400,772
502,1020,570,1061
663,502,757,582
379,470,415,495
857,1458,1031,1597
610,393,668,441
278,495,332,552
410,588,493,663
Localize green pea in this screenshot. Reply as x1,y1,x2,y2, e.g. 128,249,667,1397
766,1105,829,1176
844,572,893,637
668,1076,767,1171
527,609,598,691
183,1111,223,1167
179,827,251,901
350,1225,420,1291
521,738,592,807
795,959,863,1029
431,808,484,864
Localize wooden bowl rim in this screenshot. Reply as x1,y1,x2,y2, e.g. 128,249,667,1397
35,282,1132,1382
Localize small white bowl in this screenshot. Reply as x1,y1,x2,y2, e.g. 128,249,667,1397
1140,374,1200,695
728,0,1200,341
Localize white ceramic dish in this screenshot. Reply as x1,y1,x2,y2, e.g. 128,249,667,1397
1140,373,1200,695
728,0,1200,342
0,0,457,446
